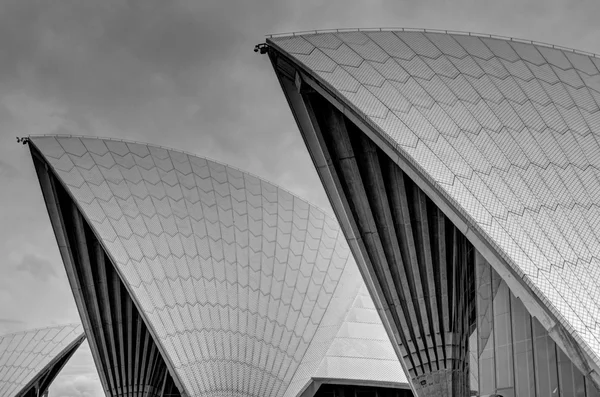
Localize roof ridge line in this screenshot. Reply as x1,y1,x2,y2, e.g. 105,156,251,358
266,27,600,59
27,134,337,220
0,323,82,338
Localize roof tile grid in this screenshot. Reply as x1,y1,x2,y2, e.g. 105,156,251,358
269,30,600,366
0,324,84,397
31,136,409,397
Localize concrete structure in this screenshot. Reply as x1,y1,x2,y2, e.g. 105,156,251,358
27,136,411,397
265,28,600,396
0,324,85,397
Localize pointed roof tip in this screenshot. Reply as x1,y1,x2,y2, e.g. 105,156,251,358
28,134,337,221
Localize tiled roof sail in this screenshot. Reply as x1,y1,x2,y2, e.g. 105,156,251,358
268,29,600,371
29,136,408,397
0,324,85,397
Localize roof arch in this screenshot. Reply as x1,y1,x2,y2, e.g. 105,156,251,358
0,324,85,397
266,27,600,59
266,28,600,387
28,135,409,397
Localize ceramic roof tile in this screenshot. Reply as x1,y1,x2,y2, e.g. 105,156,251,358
30,136,409,397
0,324,84,397
269,29,600,370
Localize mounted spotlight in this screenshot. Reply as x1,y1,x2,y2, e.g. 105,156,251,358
254,43,269,55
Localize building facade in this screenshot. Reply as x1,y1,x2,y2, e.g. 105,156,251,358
0,324,85,397
265,29,600,396
28,136,411,397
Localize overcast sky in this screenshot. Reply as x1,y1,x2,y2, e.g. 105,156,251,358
0,1,599,396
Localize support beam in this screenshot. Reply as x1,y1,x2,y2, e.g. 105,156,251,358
30,148,181,397
96,242,122,395
127,297,134,397
352,132,425,375
297,93,476,395
413,189,443,371
30,155,110,396
71,205,116,393
315,97,416,373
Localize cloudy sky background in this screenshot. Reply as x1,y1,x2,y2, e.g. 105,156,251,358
0,1,598,396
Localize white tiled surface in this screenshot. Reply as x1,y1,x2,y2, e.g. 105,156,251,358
314,283,408,384
270,30,600,367
31,136,408,397
0,324,83,397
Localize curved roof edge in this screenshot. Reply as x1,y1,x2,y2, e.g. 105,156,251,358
285,59,600,383
0,323,83,340
265,32,600,388
28,137,189,397
265,27,600,59
0,324,86,397
27,133,336,220
28,135,409,397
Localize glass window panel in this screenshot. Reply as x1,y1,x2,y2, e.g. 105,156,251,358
532,318,559,397
574,368,586,396
586,378,600,397
470,330,479,394
461,224,597,397
510,294,536,397
476,254,495,394
556,346,586,397
493,280,514,390
558,343,576,397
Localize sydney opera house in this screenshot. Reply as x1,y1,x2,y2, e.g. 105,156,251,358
0,324,85,397
263,28,600,396
16,28,600,397
26,135,411,397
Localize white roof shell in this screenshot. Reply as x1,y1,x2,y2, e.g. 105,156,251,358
0,324,84,397
268,29,600,374
29,136,408,397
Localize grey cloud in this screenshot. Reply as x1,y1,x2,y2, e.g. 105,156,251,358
0,317,25,325
16,254,57,281
0,1,599,396
0,318,26,337
0,0,307,186
0,1,289,121
0,159,19,179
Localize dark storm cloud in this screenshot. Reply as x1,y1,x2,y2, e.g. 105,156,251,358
0,0,288,126
16,254,57,281
0,0,311,186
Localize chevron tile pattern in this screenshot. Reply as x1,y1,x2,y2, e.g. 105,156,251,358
268,30,600,368
30,136,408,397
0,324,84,397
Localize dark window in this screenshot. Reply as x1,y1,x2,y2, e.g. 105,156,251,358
473,260,596,397
493,281,513,390
477,255,495,394
510,294,535,397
